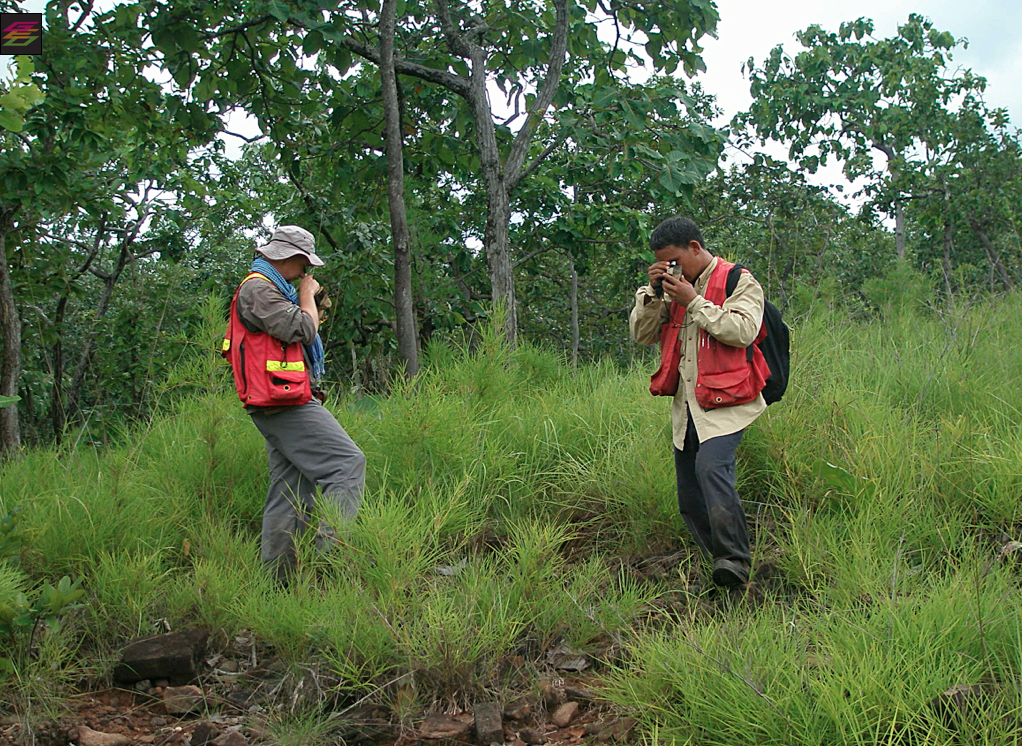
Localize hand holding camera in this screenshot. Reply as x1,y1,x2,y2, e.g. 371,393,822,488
652,259,678,298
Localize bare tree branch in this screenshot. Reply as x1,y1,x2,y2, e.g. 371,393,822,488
505,0,570,192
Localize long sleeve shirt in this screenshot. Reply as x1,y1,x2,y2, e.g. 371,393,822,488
629,255,766,450
237,278,317,345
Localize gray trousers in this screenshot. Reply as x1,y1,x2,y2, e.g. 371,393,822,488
250,399,365,572
674,415,751,568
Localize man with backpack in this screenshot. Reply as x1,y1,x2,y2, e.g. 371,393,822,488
629,216,776,588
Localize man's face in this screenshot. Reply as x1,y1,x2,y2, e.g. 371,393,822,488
654,241,703,282
279,254,311,281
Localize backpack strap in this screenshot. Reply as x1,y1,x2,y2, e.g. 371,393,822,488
724,263,757,363
725,263,745,298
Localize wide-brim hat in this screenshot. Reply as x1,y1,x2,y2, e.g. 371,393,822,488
255,225,324,267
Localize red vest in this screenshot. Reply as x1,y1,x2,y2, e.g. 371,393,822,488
221,272,313,407
649,260,769,409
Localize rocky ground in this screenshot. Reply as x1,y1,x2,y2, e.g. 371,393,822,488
0,551,778,746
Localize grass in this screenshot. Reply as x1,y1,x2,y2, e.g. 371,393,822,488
3,285,1022,743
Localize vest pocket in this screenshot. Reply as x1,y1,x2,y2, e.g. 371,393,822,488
697,366,757,409
266,368,309,403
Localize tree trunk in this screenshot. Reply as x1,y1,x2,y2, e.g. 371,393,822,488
970,220,1014,290
50,295,68,439
380,0,418,377
0,223,22,459
65,245,129,419
464,47,517,346
567,248,578,368
895,200,906,260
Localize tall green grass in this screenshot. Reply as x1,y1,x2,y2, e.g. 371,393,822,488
3,285,1022,744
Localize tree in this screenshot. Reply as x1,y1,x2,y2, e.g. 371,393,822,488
737,14,986,259
379,0,417,376
0,0,218,455
140,0,720,344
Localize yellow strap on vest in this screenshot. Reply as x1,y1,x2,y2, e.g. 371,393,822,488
222,338,231,352
242,271,271,285
266,361,306,372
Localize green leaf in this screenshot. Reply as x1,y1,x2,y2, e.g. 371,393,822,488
0,109,23,133
0,395,20,409
267,0,290,22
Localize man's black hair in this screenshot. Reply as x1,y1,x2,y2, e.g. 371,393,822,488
649,216,705,253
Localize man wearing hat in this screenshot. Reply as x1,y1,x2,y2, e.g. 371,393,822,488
222,225,366,584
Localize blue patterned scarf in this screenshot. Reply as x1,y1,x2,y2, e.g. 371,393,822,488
251,257,326,382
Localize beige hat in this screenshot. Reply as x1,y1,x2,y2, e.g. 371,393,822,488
255,225,324,267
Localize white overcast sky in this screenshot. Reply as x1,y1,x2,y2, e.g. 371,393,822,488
6,0,1020,150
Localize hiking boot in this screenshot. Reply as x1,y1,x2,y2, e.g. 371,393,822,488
711,558,749,587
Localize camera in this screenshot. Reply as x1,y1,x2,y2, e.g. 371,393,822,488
653,259,678,298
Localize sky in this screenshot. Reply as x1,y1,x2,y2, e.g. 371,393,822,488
701,0,1021,129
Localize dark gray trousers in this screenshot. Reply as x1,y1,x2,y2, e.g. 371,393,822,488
250,399,365,572
674,415,751,567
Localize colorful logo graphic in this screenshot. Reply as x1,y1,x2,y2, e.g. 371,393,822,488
1,14,43,55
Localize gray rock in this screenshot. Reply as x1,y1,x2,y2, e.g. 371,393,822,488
113,629,209,685
473,701,504,744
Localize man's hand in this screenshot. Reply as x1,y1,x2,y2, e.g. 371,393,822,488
662,273,698,306
298,274,321,328
298,274,321,299
646,261,671,287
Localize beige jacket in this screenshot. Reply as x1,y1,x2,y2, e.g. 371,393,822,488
629,256,766,450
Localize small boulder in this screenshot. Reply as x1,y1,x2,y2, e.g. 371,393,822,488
163,684,206,715
473,701,504,745
77,726,131,746
551,702,579,728
212,731,249,746
520,726,547,745
113,629,209,685
417,714,472,740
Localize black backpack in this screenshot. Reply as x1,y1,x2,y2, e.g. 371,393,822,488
726,264,790,405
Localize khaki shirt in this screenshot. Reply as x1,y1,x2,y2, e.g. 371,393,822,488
629,256,766,450
237,277,317,345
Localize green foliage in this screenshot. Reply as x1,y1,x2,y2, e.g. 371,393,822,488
0,507,84,678
0,56,44,133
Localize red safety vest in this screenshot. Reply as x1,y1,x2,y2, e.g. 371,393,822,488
221,272,313,407
649,259,770,409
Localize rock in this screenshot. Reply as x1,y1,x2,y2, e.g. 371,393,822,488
417,714,472,740
564,683,596,701
539,678,565,706
551,702,579,727
218,659,240,674
930,683,991,725
191,722,220,746
546,642,589,672
163,684,205,715
597,717,637,742
212,732,248,746
519,726,547,745
77,726,131,746
503,698,531,720
112,629,209,685
473,702,504,744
